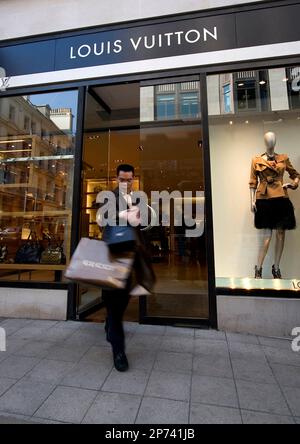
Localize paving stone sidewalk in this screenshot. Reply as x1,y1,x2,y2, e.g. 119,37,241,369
0,318,299,424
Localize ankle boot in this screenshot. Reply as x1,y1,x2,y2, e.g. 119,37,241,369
254,266,262,279
272,265,282,279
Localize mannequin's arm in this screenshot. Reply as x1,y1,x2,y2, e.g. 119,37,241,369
250,188,257,213
284,158,300,189
249,159,258,211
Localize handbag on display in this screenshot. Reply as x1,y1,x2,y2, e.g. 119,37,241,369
40,245,65,265
64,238,134,289
15,232,43,264
103,225,137,253
0,245,8,263
0,227,20,240
21,223,31,240
40,234,66,265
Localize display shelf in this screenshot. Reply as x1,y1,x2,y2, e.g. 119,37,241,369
216,277,300,292
0,184,29,189
0,264,66,270
0,210,71,217
0,263,66,282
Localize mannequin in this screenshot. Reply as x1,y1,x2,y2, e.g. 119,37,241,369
250,131,300,279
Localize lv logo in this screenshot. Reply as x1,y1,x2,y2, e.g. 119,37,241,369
0,77,11,91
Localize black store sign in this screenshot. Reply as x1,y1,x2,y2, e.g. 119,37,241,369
1,3,300,77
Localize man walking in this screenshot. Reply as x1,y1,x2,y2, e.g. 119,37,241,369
101,164,138,372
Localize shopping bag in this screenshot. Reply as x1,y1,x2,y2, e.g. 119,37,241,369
64,238,134,289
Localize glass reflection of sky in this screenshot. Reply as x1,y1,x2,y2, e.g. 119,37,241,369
28,91,78,133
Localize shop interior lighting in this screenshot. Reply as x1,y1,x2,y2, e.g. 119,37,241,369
0,139,26,144
0,149,32,153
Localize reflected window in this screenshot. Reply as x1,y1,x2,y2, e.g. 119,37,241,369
236,80,257,111
180,92,200,118
287,67,300,109
143,81,200,122
9,105,15,122
24,116,30,132
156,94,176,120
223,84,231,113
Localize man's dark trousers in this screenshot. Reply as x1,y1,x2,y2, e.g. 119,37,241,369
102,285,131,354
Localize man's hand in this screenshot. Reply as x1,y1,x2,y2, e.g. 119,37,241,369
119,207,141,226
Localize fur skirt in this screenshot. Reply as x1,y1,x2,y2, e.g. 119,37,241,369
255,197,296,230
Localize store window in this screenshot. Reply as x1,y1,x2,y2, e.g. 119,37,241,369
207,65,300,292
156,94,176,120
0,91,78,282
180,92,200,118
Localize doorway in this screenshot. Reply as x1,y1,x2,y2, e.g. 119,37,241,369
77,77,210,326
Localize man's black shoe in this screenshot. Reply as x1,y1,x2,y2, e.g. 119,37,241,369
113,351,129,372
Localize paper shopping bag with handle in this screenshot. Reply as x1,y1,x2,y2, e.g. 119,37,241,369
65,238,134,289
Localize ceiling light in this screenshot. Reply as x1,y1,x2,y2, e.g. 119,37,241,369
259,81,266,85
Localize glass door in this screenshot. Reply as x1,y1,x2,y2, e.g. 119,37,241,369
76,88,111,318
76,83,141,320
140,78,209,321
77,78,209,323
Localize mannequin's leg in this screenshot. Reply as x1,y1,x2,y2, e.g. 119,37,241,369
257,229,272,268
274,229,285,269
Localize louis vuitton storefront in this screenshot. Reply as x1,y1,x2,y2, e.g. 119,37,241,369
0,0,300,336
